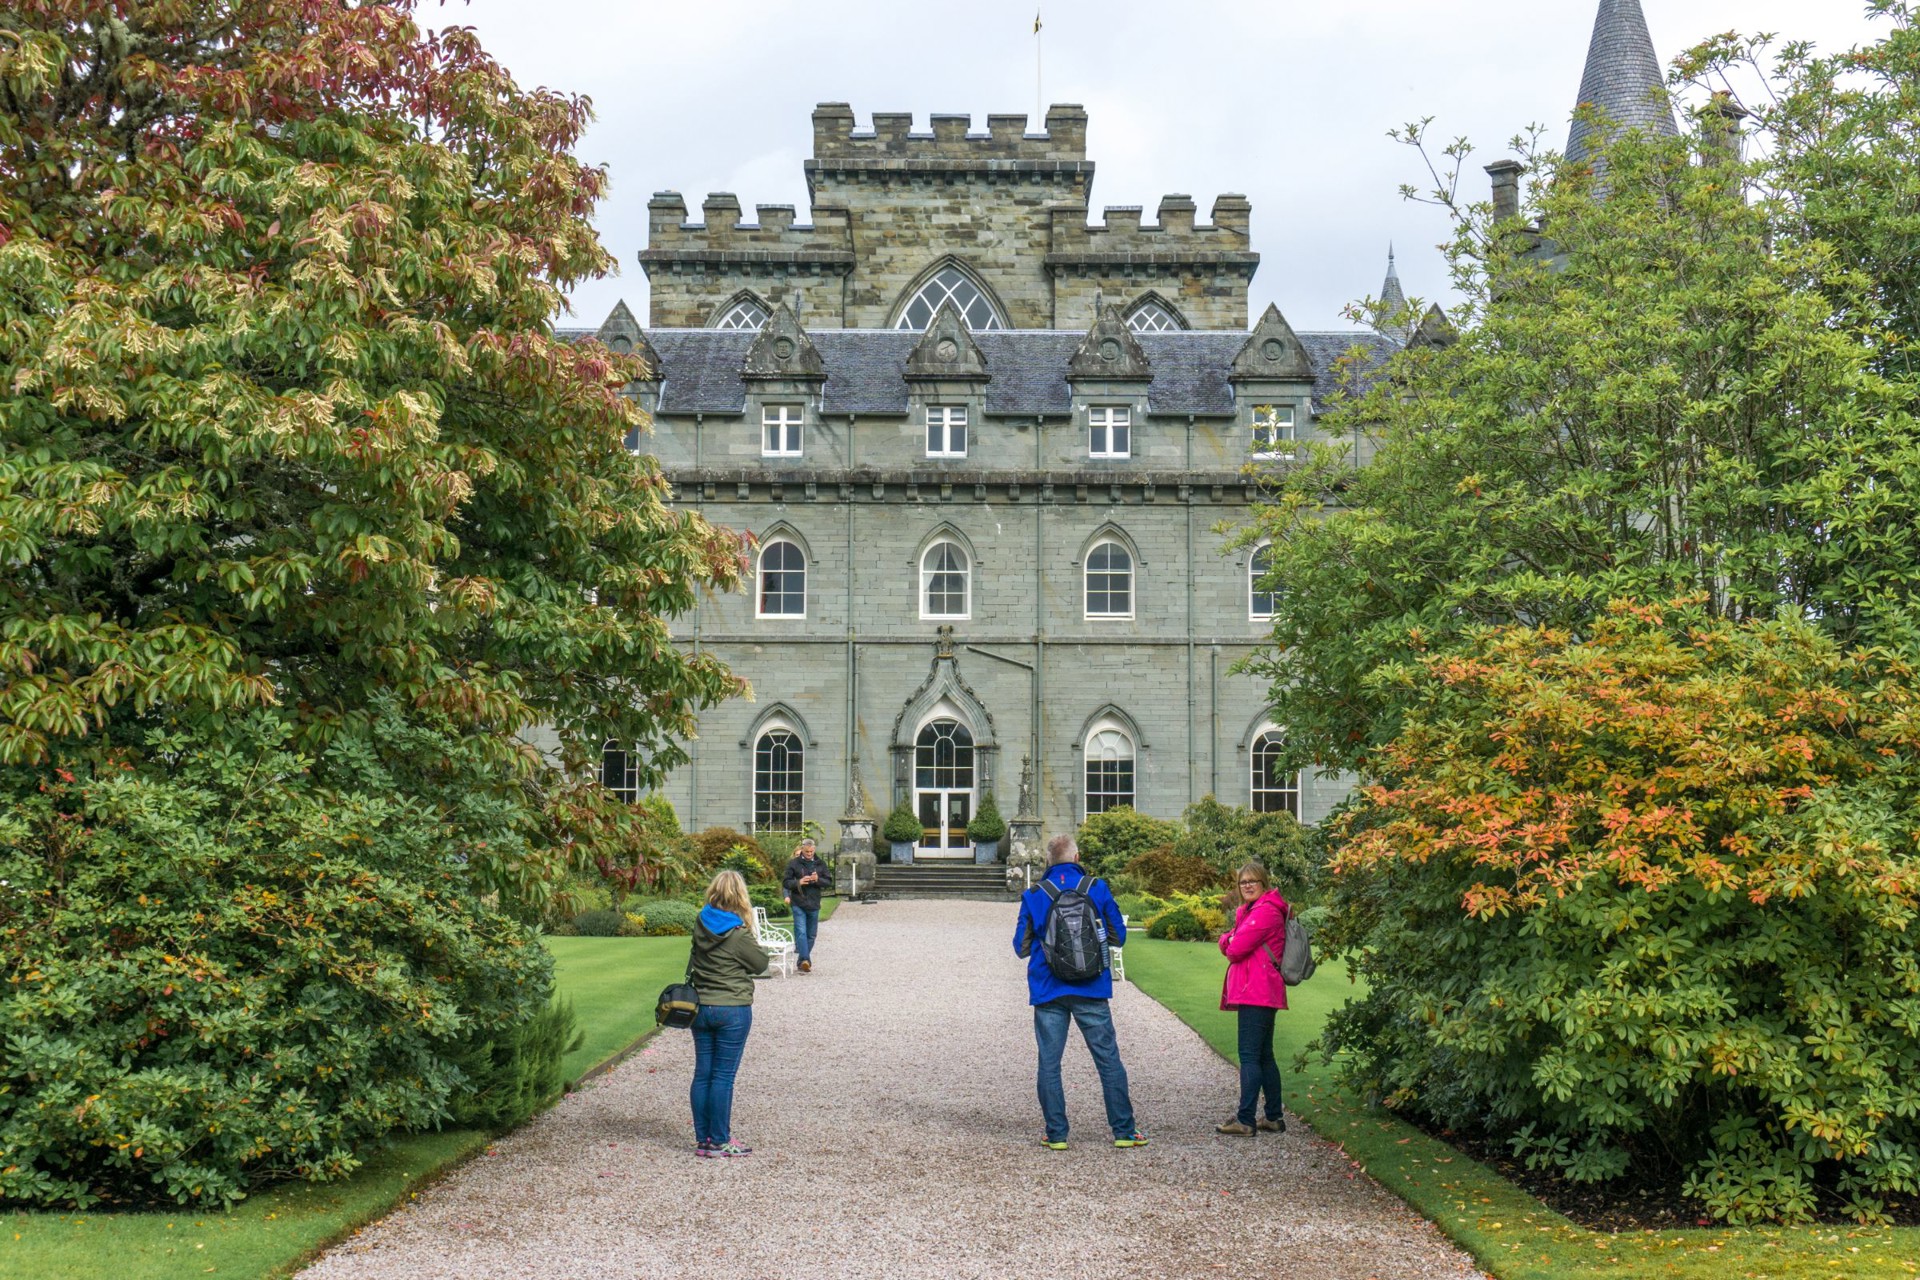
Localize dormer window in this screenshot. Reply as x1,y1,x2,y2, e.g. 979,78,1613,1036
926,406,968,458
1088,406,1131,459
715,298,769,330
1251,405,1296,460
762,404,803,457
896,266,1006,331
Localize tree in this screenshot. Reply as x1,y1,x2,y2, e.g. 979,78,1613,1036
1239,21,1920,778
0,2,742,1205
1318,601,1920,1224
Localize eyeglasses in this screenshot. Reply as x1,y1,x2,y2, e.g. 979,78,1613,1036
1237,880,1261,887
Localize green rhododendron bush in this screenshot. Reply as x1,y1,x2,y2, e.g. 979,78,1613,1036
0,716,554,1208
1318,603,1920,1223
0,2,741,1206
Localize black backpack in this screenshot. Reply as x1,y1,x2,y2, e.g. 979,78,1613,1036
1040,872,1110,983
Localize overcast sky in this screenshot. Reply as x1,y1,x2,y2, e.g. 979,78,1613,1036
445,0,1885,335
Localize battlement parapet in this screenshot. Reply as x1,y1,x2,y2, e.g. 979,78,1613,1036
808,102,1089,163
1047,194,1256,268
641,191,855,269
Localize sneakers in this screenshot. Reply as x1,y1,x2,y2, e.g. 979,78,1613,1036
697,1140,752,1158
1215,1120,1256,1136
1258,1117,1287,1133
798,959,812,973
1039,1137,1069,1151
694,1139,714,1155
1113,1131,1151,1148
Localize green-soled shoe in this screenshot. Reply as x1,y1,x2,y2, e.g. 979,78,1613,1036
1114,1131,1150,1148
1040,1137,1068,1151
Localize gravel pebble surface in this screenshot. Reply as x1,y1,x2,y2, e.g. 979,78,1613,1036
303,900,1485,1280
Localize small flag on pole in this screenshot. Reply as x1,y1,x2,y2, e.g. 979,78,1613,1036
1034,11,1042,34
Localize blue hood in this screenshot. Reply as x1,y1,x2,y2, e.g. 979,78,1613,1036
699,905,744,935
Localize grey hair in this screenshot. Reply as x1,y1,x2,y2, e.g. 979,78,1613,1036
1046,833,1078,861
797,837,817,851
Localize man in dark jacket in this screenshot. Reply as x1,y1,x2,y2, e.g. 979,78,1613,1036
781,837,831,973
1013,833,1145,1150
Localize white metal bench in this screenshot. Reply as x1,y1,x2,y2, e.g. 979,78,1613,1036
752,906,797,977
1111,914,1129,983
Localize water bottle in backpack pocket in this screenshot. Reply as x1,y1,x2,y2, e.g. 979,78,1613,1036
1040,873,1110,984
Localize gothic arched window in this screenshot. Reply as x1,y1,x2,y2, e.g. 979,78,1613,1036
1249,544,1277,620
1125,300,1184,332
714,298,769,330
895,266,1006,331
921,541,971,620
757,540,806,617
1085,540,1134,619
1250,730,1300,818
754,728,804,833
1084,726,1136,815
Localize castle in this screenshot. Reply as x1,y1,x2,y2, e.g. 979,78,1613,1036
564,0,1675,867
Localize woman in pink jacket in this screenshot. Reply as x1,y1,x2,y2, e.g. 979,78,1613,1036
1215,861,1288,1135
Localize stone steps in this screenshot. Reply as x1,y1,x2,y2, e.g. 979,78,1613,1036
865,863,1018,901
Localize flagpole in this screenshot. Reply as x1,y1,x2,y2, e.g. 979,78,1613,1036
1035,11,1043,124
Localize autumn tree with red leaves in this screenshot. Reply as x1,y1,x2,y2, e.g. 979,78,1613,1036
0,2,741,1206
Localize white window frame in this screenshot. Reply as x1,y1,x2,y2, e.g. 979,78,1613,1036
925,405,968,458
1251,405,1297,461
1083,724,1137,817
1250,729,1300,818
762,404,804,457
599,739,641,804
756,539,807,619
1084,539,1134,620
920,540,971,620
1088,405,1132,459
1249,543,1276,621
753,725,805,834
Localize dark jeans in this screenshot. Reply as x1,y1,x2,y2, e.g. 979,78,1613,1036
1033,996,1136,1141
1236,1005,1283,1127
690,1003,753,1145
790,905,820,962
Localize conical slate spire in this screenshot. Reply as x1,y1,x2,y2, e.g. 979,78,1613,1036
1376,246,1411,343
1566,0,1677,169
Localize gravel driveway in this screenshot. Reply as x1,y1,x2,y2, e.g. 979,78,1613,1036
303,900,1482,1280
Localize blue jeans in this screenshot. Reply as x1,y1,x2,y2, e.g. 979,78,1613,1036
1033,996,1136,1141
790,905,820,963
690,1004,753,1145
1236,1005,1283,1127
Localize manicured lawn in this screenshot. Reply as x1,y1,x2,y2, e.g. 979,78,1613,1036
2,930,706,1280
1125,937,1920,1280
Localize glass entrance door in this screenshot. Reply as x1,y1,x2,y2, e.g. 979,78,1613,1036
914,719,975,857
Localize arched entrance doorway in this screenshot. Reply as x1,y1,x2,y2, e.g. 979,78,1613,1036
914,718,975,857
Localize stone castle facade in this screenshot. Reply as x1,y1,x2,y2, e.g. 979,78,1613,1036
566,0,1673,869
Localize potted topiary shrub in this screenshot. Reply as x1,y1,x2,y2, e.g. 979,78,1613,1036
967,792,1007,864
881,800,923,864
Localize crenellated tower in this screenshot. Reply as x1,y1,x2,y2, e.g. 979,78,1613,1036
640,104,1258,332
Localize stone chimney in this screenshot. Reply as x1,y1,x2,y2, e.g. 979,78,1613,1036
1485,160,1523,222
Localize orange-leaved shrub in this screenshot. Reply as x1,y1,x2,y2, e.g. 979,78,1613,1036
1317,601,1920,1223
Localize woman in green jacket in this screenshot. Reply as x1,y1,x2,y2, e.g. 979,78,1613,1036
688,870,769,1157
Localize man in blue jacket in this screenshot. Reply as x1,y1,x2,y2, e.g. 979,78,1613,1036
1013,833,1146,1150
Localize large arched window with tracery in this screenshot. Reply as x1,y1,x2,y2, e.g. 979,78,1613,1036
1125,300,1185,332
895,266,1005,331
1250,730,1300,818
714,298,769,330
754,728,804,833
1084,726,1136,815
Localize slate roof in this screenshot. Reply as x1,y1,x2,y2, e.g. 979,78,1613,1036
624,327,1398,417
1566,0,1677,168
